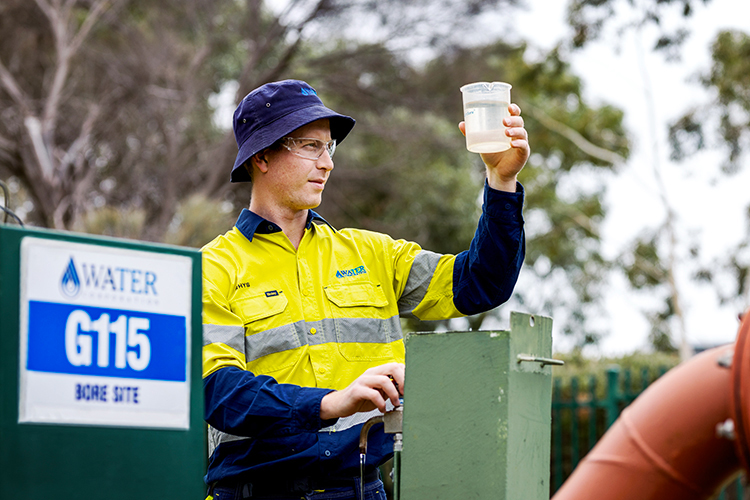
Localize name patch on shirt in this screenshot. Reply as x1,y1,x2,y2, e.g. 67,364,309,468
335,266,366,278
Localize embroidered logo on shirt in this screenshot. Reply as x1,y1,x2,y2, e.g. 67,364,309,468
236,282,251,290
335,266,366,278
265,290,279,297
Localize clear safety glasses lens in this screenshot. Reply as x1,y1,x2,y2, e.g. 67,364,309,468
281,137,336,160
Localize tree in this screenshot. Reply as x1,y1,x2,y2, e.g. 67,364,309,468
0,0,238,239
0,0,131,229
567,0,712,58
0,0,523,244
558,0,744,359
304,41,630,343
669,29,750,324
669,30,750,174
1,0,632,346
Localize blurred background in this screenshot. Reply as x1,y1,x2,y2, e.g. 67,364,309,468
1,0,749,360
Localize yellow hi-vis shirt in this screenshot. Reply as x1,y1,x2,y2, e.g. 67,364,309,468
203,212,456,390
202,183,525,484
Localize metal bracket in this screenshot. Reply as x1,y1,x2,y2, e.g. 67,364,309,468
383,405,403,434
717,348,734,368
516,355,565,368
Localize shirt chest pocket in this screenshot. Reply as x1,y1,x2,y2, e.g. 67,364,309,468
324,282,395,361
230,291,302,372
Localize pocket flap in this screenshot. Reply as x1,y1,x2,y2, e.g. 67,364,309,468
231,291,288,324
324,282,388,308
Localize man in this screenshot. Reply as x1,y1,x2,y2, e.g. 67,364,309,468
202,79,529,499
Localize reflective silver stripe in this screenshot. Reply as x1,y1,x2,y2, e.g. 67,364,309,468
305,317,403,344
246,317,403,363
333,316,402,343
207,316,403,366
203,324,245,352
245,323,301,363
303,318,336,346
208,425,251,457
398,250,442,316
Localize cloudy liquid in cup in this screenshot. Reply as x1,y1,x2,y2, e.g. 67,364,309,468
464,100,511,153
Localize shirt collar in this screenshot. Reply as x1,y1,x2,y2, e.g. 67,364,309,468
235,208,334,242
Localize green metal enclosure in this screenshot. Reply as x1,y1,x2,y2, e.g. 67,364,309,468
0,224,205,498
400,312,554,499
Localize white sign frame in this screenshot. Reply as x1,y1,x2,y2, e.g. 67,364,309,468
18,237,193,429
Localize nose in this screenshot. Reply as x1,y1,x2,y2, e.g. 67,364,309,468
317,149,334,171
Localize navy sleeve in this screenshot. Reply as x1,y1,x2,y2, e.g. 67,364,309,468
452,181,525,315
204,366,337,436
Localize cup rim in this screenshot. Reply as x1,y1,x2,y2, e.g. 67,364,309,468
460,81,512,93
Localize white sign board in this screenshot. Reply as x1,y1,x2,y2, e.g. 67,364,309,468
18,237,193,429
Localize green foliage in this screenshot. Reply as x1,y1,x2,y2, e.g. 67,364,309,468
567,0,711,55
617,232,688,353
669,29,750,173
664,29,750,340
668,112,704,162
297,39,631,345
164,195,237,248
551,350,679,398
74,207,148,241
1,0,638,348
620,234,665,289
72,194,235,248
708,30,750,174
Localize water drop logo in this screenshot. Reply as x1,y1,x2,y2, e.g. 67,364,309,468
60,257,81,297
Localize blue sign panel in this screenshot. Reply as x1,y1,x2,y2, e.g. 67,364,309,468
26,301,187,382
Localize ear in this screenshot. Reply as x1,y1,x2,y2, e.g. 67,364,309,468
251,152,270,174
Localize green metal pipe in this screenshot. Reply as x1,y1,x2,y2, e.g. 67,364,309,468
393,434,402,500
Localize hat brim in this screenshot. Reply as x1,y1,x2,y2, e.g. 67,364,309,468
230,105,355,183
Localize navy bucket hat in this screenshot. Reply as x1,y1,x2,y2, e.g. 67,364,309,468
230,79,356,183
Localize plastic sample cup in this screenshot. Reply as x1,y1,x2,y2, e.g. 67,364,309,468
460,82,512,153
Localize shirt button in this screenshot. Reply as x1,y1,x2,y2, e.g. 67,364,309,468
309,328,317,335
267,224,274,231
318,367,326,374
324,450,331,457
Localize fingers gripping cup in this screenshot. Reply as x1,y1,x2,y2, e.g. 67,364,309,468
460,82,512,153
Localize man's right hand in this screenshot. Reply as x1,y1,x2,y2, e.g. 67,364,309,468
319,362,404,420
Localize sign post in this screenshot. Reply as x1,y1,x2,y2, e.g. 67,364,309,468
0,225,205,498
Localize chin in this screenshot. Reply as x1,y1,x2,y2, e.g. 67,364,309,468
299,197,322,210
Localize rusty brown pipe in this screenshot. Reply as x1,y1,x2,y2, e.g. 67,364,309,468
552,342,742,500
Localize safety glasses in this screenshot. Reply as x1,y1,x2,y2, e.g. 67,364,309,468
280,137,337,160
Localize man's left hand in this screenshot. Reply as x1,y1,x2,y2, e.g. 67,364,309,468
459,103,530,193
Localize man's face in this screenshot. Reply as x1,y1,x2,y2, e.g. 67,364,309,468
259,118,334,212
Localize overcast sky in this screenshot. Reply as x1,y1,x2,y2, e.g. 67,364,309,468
509,0,750,355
